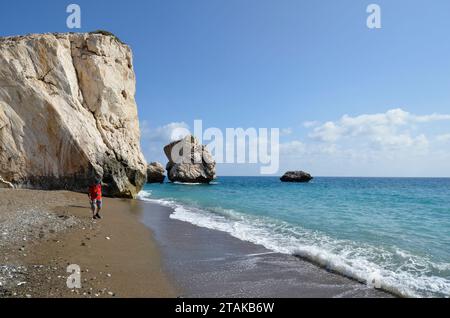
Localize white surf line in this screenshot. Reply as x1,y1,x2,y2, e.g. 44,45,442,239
245,252,279,257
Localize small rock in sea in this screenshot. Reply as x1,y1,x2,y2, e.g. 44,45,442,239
147,162,166,184
280,171,313,183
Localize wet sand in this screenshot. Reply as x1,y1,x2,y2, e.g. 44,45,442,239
139,200,393,298
0,189,175,298
0,189,392,298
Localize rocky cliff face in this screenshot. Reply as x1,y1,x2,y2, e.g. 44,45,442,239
0,32,147,198
164,135,216,183
147,162,165,184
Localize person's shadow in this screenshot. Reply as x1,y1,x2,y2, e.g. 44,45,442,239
68,205,90,209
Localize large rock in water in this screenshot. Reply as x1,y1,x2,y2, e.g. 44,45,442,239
147,162,165,184
164,135,216,183
0,32,147,198
280,171,313,183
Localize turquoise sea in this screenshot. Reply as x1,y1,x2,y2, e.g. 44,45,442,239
139,177,450,297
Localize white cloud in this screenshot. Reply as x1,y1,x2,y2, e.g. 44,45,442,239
436,134,450,142
303,121,320,128
308,108,448,150
142,111,450,177
278,108,450,177
140,121,192,163
141,121,190,143
280,140,305,156
309,121,342,143
413,113,450,123
280,127,293,136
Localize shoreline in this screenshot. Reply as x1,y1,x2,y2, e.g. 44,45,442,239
0,189,176,298
141,177,450,298
138,199,393,298
1,188,393,298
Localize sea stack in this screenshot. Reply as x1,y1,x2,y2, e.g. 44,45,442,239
164,135,216,183
280,171,313,183
0,32,147,198
147,162,166,184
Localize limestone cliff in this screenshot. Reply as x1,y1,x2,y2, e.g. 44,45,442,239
164,135,216,183
0,32,147,198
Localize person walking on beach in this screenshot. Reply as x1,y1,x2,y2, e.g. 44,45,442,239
88,177,103,220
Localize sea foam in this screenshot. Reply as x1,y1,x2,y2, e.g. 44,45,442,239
137,190,450,298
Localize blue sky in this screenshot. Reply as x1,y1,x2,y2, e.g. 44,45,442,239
1,0,450,176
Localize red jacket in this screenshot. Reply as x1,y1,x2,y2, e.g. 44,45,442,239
89,184,102,201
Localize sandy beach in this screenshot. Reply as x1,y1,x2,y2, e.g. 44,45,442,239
0,189,175,298
0,188,393,298
139,200,393,298
1,0,449,302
